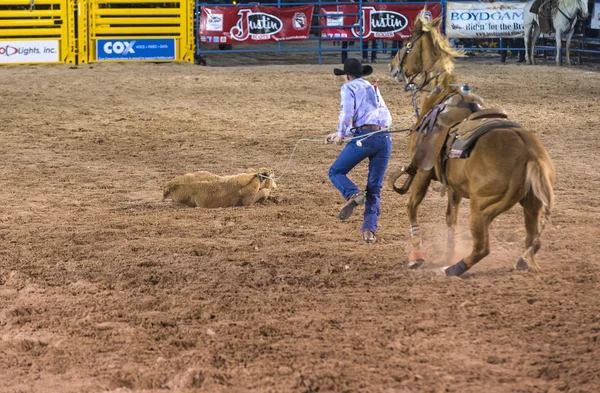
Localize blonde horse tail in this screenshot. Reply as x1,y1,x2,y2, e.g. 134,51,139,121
526,158,555,217
519,158,555,272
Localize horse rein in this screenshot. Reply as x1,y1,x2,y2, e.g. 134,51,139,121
395,33,448,118
556,6,586,26
396,34,422,90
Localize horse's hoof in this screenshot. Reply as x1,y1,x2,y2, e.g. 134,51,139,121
439,266,450,276
442,260,469,277
408,259,424,269
515,257,529,271
408,250,424,262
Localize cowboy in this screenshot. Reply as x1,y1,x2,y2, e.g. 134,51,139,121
324,58,393,243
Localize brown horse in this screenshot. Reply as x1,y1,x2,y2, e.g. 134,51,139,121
388,14,556,276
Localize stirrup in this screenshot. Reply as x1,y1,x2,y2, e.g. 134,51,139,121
389,165,417,195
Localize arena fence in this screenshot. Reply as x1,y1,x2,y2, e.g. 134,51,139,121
443,0,599,65
0,0,77,65
2,0,598,65
194,0,440,64
194,0,600,64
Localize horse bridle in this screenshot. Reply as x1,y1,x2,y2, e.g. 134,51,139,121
396,34,422,91
395,33,448,118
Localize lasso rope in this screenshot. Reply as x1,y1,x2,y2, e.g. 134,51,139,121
260,114,416,181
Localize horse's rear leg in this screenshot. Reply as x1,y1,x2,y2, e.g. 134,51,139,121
445,189,462,264
443,207,491,276
516,194,543,272
531,25,542,65
407,171,432,269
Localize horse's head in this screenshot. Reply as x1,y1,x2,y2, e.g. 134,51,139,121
576,0,589,19
389,12,462,90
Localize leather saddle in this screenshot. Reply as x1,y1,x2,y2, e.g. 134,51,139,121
411,93,484,171
390,93,522,194
530,0,556,34
446,108,520,159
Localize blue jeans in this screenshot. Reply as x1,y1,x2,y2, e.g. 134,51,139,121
328,130,392,233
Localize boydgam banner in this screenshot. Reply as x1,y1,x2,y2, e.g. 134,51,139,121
199,5,314,44
319,4,442,41
591,1,600,29
446,2,526,38
0,40,59,63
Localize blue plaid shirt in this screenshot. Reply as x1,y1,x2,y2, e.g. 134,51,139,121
337,78,392,138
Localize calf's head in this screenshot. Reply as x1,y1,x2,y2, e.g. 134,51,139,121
257,168,277,190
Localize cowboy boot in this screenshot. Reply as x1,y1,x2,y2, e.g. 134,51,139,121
363,230,376,243
338,192,366,220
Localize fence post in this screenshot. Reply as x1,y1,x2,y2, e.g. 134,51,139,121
378,0,381,58
441,0,447,35
196,0,201,60
579,25,585,65
277,0,282,52
359,0,364,61
318,0,322,64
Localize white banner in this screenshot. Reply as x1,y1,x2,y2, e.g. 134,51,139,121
0,40,60,63
592,2,600,29
325,11,344,27
446,2,526,38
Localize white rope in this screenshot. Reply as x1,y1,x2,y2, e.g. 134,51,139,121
260,114,416,181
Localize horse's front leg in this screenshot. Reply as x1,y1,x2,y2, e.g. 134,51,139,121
565,20,577,66
524,22,533,65
555,28,563,66
407,170,433,269
445,189,462,265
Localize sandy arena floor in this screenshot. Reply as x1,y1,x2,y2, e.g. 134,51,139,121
1,58,599,393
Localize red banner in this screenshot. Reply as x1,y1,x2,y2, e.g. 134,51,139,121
319,4,442,41
200,5,314,44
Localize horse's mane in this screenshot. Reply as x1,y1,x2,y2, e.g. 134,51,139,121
412,13,463,120
418,73,460,122
560,0,580,9
415,13,464,73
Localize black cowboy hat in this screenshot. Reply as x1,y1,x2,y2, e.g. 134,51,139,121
333,58,373,77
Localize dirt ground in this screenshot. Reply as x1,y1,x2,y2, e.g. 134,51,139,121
1,57,599,393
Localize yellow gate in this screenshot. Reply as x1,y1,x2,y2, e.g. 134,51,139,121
1,0,194,65
87,0,194,63
0,0,77,65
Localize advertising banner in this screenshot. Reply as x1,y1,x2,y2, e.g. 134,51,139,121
319,4,442,41
199,5,314,44
591,1,600,29
0,40,59,63
446,2,526,38
96,39,176,61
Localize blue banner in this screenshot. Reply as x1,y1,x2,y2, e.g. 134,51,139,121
96,39,176,61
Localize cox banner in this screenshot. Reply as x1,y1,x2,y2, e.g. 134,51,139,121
319,4,442,41
446,2,526,38
96,39,176,61
199,5,314,44
0,40,59,63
